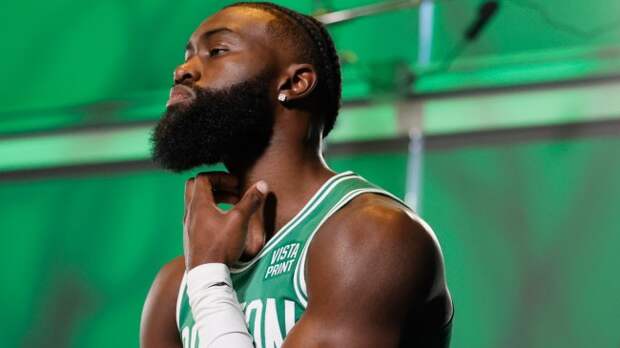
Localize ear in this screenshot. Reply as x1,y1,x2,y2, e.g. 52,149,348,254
276,63,318,103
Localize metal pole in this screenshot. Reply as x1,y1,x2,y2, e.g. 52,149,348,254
405,0,435,213
314,0,423,25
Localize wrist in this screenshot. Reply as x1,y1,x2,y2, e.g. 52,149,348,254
186,263,232,289
188,251,232,269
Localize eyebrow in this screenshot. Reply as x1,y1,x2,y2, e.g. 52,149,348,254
185,27,237,50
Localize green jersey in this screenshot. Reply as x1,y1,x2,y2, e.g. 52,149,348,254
175,171,439,347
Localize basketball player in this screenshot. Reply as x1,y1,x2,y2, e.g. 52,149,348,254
140,2,453,347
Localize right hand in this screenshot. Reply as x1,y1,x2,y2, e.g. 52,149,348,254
182,172,269,269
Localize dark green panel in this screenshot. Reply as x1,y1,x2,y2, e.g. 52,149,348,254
2,136,620,347
423,136,620,347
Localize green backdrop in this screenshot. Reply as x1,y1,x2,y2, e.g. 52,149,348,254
2,0,620,347
2,0,620,135
1,134,619,347
423,135,620,347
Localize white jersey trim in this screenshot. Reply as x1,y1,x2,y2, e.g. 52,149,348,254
176,271,188,331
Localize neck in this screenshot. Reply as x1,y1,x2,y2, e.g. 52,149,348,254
225,137,335,234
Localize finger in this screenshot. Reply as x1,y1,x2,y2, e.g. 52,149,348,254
231,181,269,220
192,174,215,204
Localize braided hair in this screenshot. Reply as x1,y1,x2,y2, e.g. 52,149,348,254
224,2,342,138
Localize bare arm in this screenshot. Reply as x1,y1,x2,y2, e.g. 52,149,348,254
283,197,450,347
140,256,185,348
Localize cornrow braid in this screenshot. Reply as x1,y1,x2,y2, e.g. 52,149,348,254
224,2,342,137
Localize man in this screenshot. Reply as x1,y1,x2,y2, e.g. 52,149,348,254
141,2,453,347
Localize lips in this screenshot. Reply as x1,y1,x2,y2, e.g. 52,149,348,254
167,84,197,107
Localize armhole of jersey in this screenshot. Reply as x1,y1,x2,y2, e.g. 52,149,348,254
293,187,403,308
176,271,187,331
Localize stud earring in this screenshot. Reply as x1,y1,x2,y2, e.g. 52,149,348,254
277,93,288,102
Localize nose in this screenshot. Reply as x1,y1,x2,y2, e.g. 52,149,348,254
173,62,201,85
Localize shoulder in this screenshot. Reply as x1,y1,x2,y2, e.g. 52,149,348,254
159,255,186,284
145,256,185,307
145,256,186,304
298,192,450,335
308,193,446,300
140,256,185,347
341,193,434,235
317,193,442,267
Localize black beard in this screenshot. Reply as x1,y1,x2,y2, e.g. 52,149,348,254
150,72,275,172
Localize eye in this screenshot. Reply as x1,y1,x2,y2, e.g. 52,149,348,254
209,47,227,57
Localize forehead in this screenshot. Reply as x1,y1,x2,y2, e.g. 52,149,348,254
190,6,277,45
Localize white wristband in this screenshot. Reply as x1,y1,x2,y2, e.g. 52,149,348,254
186,263,254,348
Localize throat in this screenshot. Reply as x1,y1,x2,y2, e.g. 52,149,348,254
269,169,340,236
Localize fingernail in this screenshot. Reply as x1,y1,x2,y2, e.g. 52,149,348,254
256,180,269,194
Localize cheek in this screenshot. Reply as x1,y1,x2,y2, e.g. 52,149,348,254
196,55,267,90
